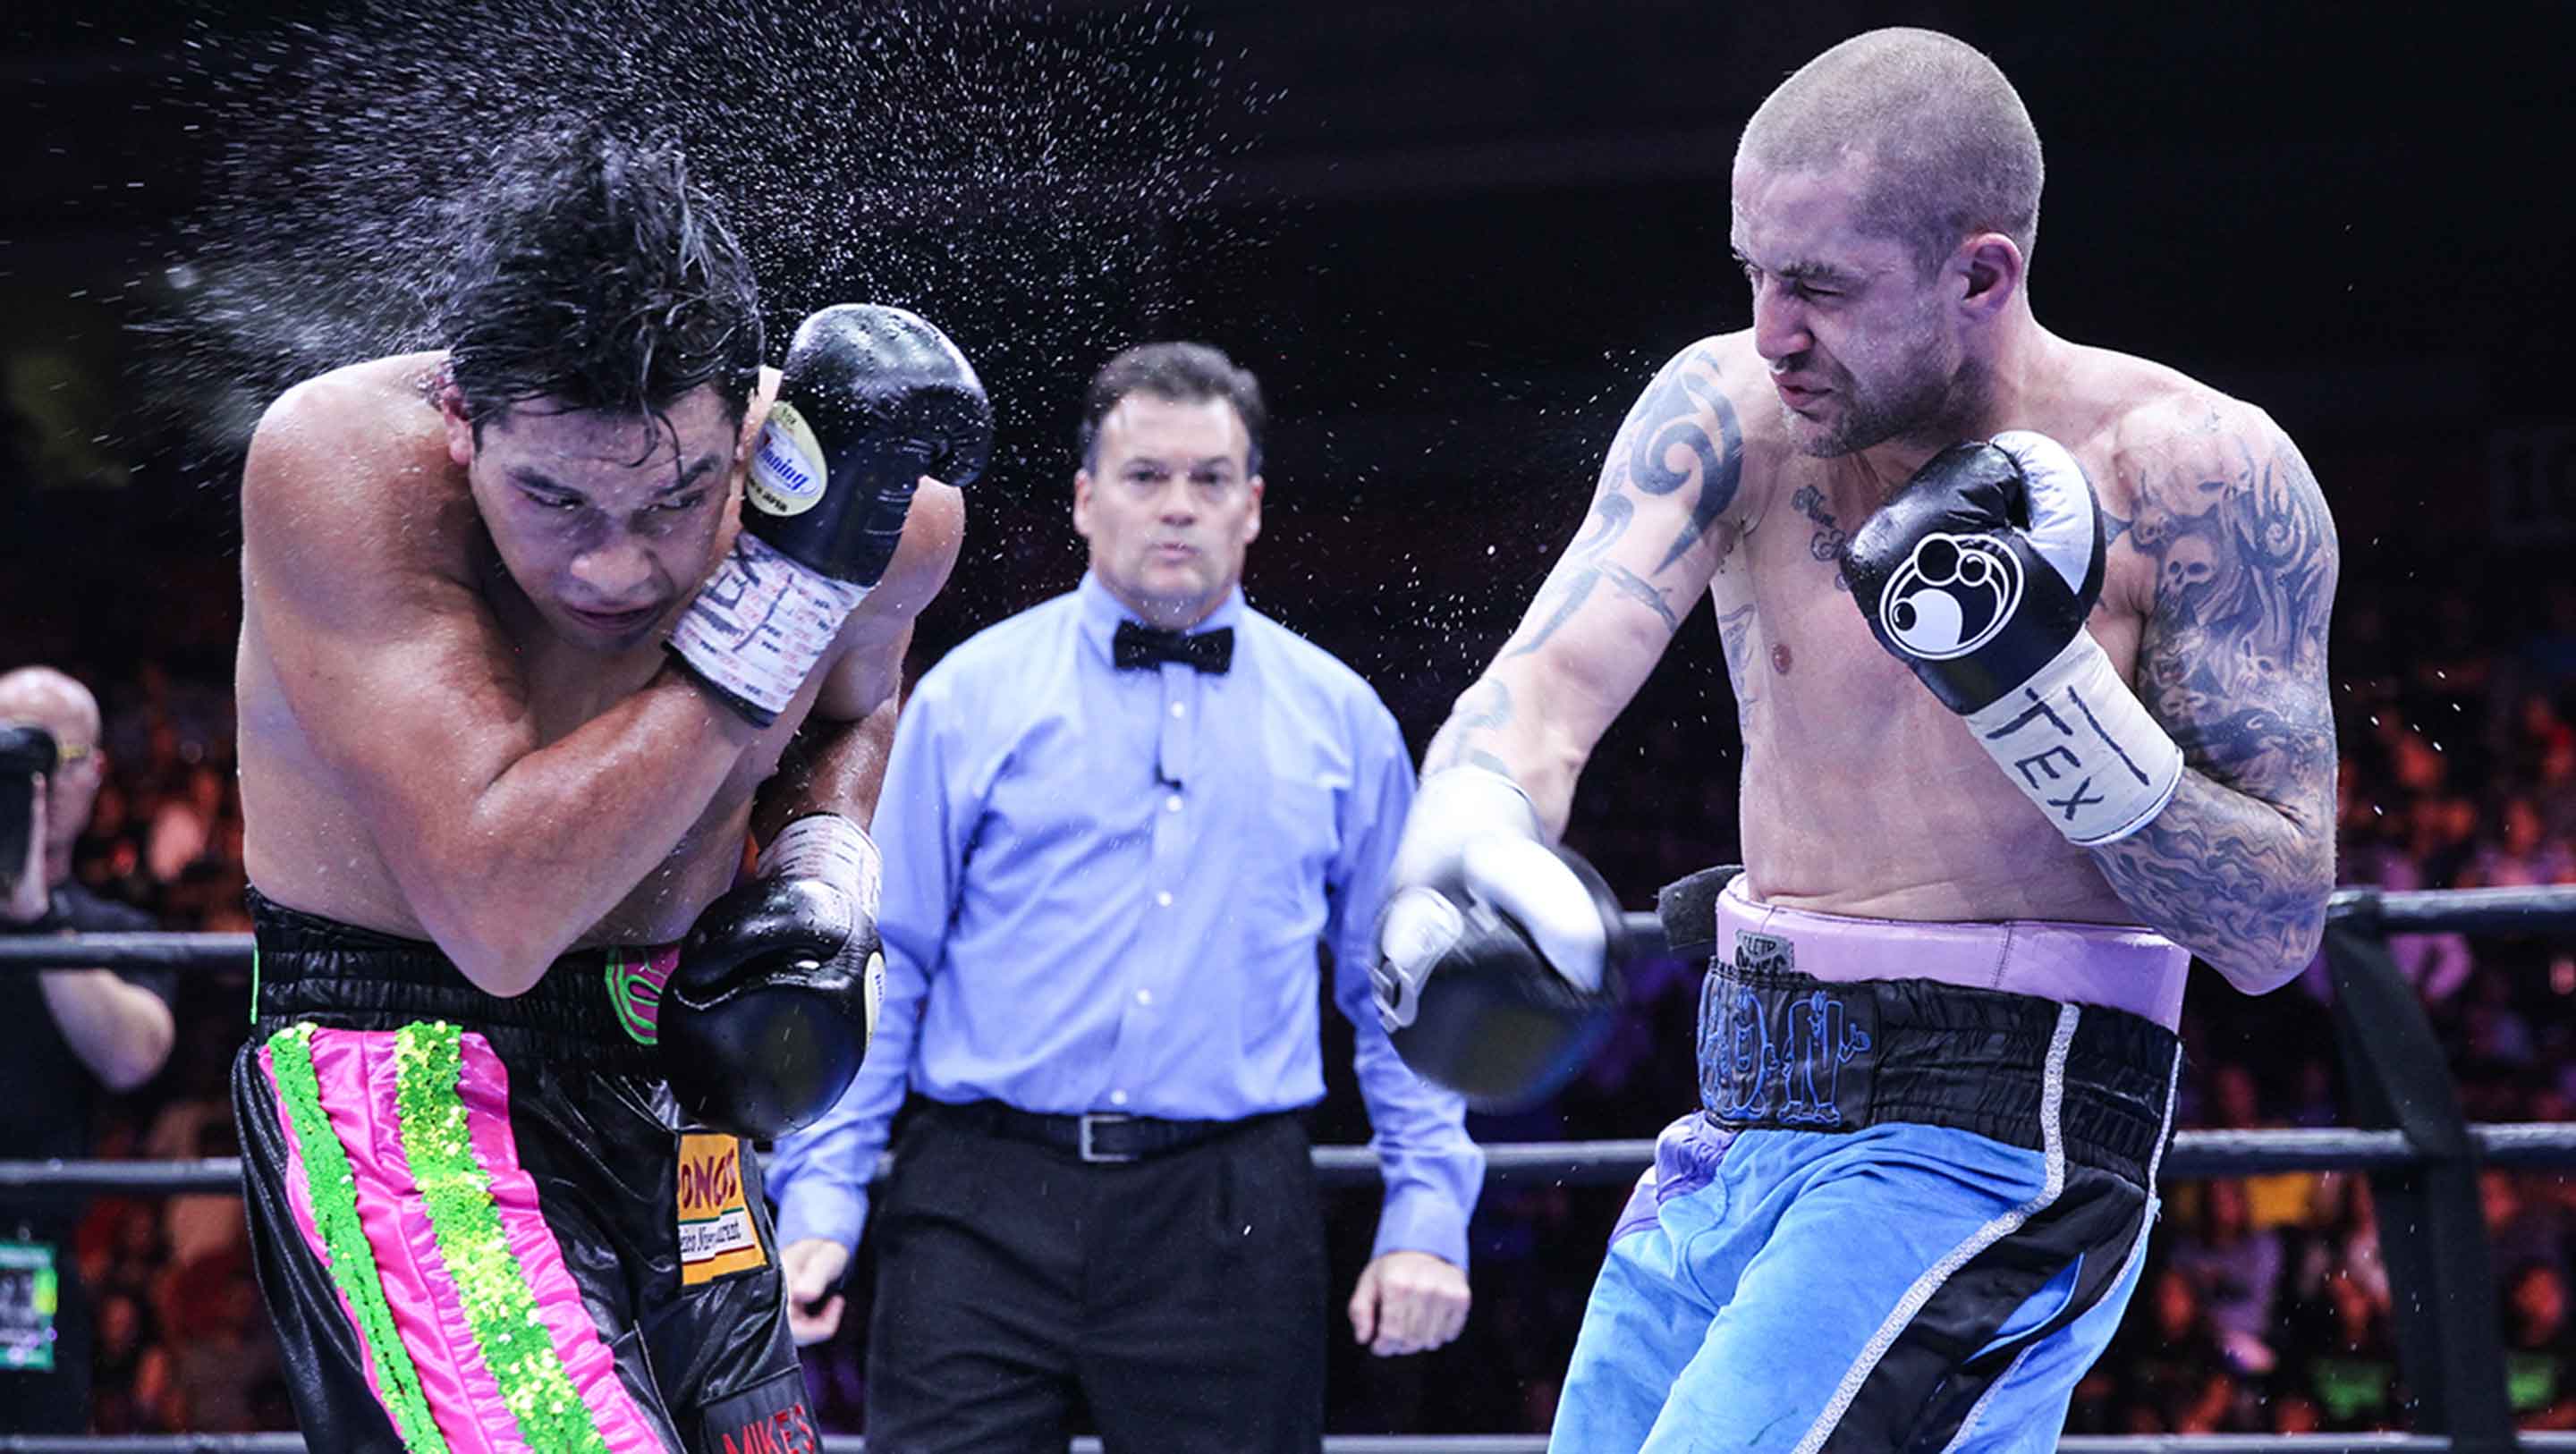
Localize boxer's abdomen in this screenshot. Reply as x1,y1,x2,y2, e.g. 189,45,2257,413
1714,468,2148,927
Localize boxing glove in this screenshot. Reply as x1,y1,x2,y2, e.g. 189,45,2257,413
1372,766,1627,1111
671,305,994,726
663,815,886,1139
1837,430,2182,845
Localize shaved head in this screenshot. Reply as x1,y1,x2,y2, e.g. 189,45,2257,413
1739,28,2043,276
0,666,100,749
0,665,106,881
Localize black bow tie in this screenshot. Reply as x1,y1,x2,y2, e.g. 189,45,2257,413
1114,620,1233,674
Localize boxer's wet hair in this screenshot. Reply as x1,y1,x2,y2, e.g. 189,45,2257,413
441,124,763,443
1079,342,1267,477
1739,28,2043,278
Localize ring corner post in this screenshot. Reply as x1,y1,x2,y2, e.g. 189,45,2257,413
2322,904,2517,1451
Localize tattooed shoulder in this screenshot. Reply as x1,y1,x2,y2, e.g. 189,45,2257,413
2087,394,2341,985
2108,397,2340,796
1614,339,1750,575
1501,339,1751,660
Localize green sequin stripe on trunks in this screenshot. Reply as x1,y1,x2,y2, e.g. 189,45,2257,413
267,1023,451,1454
395,1020,615,1453
271,1020,619,1453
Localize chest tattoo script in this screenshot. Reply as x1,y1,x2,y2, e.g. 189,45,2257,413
1790,484,1851,591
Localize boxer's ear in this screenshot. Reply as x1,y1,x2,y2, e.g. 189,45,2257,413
437,383,479,467
1957,232,2024,321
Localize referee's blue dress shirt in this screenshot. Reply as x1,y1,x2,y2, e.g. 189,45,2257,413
767,574,1484,1265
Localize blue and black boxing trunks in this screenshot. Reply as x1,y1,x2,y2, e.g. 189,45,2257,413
1553,872,2187,1453
228,889,818,1454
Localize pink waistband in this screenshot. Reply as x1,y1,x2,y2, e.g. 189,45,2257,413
1716,875,2190,1031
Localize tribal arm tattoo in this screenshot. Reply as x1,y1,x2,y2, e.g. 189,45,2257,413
1503,495,1678,656
1428,343,1747,827
1502,349,1742,659
2089,417,2340,992
1420,678,1517,779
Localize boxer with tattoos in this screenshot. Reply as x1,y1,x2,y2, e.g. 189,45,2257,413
1374,28,2336,1450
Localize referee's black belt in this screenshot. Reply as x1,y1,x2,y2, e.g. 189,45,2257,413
933,1098,1287,1164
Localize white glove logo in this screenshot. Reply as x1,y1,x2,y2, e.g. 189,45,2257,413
1373,886,1464,1032
747,401,830,519
1878,533,2023,660
861,951,886,1042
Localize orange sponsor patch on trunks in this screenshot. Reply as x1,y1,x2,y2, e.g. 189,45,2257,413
676,1133,766,1285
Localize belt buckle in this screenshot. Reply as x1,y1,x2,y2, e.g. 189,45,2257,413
1077,1112,1136,1163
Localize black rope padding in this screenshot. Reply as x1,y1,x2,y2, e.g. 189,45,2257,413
11,1427,2576,1450
5,884,2575,976
10,1124,2575,1198
0,932,255,972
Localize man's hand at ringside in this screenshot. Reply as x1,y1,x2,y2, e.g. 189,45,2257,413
780,1237,851,1347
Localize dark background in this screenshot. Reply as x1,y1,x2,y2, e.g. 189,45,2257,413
7,0,2576,1439
8,0,2572,934
7,0,2573,706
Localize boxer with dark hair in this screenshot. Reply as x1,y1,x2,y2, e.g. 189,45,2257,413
1377,28,2337,1450
230,127,987,1452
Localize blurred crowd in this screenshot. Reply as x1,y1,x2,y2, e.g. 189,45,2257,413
13,555,2576,1438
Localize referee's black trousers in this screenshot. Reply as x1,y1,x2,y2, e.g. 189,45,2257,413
863,1102,1328,1454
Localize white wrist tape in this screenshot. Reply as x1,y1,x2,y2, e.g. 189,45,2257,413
1390,765,1543,889
1459,833,1608,993
758,814,886,1038
1962,634,2184,847
756,813,883,925
669,533,871,721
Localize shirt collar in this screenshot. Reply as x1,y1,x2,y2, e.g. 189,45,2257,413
1076,572,1248,663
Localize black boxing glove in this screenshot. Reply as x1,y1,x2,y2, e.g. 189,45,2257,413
1837,430,2182,845
0,724,57,915
662,815,886,1139
671,304,994,726
1372,767,1627,1111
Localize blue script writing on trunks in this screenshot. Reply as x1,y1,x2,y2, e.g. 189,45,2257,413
1699,936,1877,1129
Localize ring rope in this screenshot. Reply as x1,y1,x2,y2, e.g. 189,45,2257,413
8,891,2573,1452
8,1122,2576,1199
9,1429,2576,1451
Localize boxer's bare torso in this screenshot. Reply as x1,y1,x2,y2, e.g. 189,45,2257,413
1423,134,2335,1006
237,352,962,952
1695,329,2230,924
1438,308,2333,1005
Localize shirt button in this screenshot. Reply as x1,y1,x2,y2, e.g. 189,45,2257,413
1169,702,1186,718
1136,989,1153,1005
1156,891,1174,908
1109,1089,1130,1107
1165,794,1183,813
